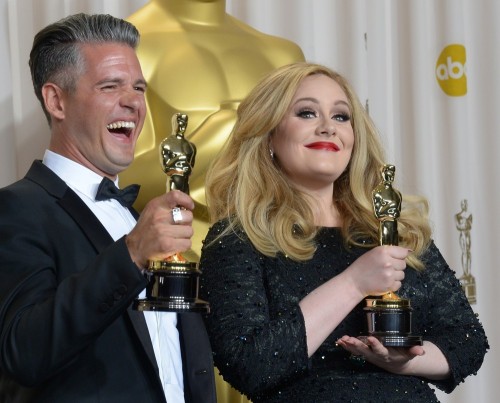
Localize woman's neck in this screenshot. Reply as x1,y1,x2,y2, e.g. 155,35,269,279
313,202,342,228
302,186,341,227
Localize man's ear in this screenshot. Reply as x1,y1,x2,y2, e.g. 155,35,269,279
42,83,65,121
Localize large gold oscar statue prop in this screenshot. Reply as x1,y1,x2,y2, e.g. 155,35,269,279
133,113,209,313
122,0,304,259
455,199,476,304
363,165,422,347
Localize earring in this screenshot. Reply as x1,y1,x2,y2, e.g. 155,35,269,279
269,148,274,159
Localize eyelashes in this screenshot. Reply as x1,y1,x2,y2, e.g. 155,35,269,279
333,113,351,122
295,108,351,122
296,109,317,119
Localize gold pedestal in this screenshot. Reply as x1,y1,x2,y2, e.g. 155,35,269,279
133,256,209,313
364,297,422,347
459,274,476,305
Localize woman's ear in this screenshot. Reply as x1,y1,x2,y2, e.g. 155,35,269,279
41,83,65,121
268,133,275,159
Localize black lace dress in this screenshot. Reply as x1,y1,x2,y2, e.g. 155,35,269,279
199,221,488,403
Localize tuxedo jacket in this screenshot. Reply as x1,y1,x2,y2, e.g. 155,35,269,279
0,161,216,403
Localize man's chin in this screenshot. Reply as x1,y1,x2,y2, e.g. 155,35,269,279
103,160,133,178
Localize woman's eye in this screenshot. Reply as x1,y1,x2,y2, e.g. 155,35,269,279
333,113,351,122
297,110,317,119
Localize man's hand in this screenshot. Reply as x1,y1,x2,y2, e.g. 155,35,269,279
126,190,195,269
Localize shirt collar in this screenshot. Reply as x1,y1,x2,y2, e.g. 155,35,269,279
42,150,120,200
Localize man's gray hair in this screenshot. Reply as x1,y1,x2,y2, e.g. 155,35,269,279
29,13,140,124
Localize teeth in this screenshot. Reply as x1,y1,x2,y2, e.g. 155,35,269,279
107,121,136,130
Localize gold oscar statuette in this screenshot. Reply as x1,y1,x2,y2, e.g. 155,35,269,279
455,199,476,304
363,164,422,347
133,113,210,313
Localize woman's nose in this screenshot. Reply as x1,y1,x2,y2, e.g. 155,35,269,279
316,117,336,136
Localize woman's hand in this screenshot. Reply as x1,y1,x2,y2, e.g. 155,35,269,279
336,336,450,380
336,335,424,373
299,245,410,357
344,246,410,299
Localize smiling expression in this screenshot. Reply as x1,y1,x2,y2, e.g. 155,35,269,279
271,74,354,192
54,43,146,178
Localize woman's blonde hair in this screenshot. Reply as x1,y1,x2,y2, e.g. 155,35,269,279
205,62,431,269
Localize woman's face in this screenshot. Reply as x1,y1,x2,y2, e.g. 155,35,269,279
271,74,354,192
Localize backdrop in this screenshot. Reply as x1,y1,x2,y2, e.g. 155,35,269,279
2,1,497,402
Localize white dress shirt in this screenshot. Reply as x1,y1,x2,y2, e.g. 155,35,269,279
43,150,185,402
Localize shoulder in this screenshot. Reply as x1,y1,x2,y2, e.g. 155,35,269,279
204,219,247,246
206,218,235,235
230,17,304,62
1,165,65,208
0,177,45,210
416,241,461,285
420,241,445,266
201,219,262,266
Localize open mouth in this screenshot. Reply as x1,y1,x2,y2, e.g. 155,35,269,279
106,121,135,138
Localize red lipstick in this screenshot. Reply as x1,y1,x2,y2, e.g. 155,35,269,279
305,142,340,151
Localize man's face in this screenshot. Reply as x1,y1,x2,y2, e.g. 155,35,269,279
55,42,146,178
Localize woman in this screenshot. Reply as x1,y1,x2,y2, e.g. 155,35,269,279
199,62,488,402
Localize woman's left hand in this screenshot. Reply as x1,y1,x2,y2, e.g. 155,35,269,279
336,335,425,374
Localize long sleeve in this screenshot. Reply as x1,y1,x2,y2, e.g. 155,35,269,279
405,242,489,392
199,221,310,398
0,180,147,386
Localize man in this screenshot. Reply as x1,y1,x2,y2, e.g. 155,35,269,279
0,13,216,403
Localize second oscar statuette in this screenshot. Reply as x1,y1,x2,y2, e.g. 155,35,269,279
362,164,422,347
133,113,210,313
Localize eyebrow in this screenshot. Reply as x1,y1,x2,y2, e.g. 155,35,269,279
293,97,350,107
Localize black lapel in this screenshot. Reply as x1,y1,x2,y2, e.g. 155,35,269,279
127,308,159,373
177,314,217,403
58,190,159,370
25,160,158,370
58,189,113,252
26,160,113,252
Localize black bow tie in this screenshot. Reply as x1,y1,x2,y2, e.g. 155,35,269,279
95,177,140,208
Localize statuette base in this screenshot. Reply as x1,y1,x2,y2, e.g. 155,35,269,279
133,260,210,313
459,274,476,305
364,297,422,347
